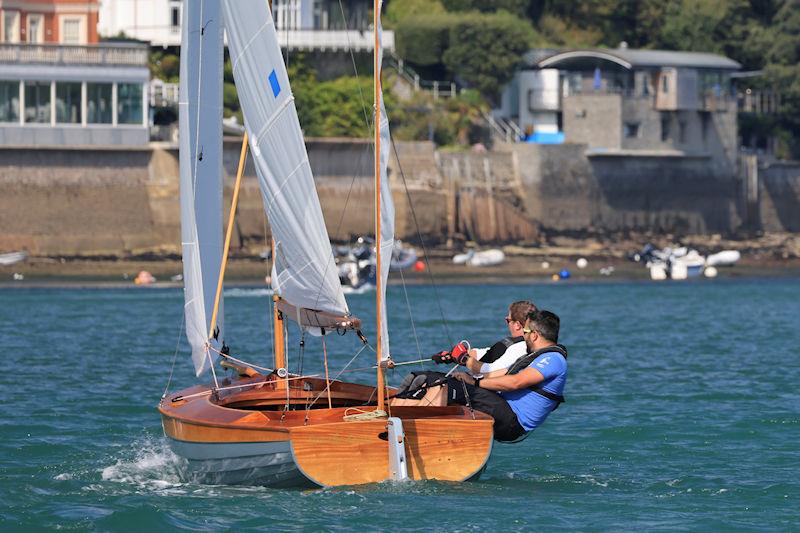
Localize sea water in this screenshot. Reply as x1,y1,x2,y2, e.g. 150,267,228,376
1,280,799,530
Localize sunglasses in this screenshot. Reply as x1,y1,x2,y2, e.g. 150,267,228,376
522,327,537,335
504,317,513,324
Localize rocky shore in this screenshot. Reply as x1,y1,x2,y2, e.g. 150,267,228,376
3,233,799,287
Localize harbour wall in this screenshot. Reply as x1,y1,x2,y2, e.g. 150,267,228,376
1,140,799,256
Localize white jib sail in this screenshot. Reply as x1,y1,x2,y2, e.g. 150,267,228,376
179,0,225,376
221,0,348,319
377,0,394,361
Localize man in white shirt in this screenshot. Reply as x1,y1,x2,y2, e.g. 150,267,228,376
433,300,536,377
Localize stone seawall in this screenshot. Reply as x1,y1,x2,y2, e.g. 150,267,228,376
1,140,798,256
0,140,451,256
759,161,800,233
503,144,742,235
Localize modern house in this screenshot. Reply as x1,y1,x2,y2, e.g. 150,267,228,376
0,41,150,146
496,47,742,170
98,0,394,51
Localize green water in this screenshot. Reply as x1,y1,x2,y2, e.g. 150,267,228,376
2,280,799,530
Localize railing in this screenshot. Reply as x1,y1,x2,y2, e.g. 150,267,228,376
385,52,459,100
482,111,523,144
0,43,148,66
150,79,180,107
274,29,394,52
737,89,780,115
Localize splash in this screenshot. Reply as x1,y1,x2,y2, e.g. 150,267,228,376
101,436,186,491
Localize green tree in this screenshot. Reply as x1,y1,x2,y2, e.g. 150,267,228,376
395,13,455,66
385,0,445,27
658,0,750,55
441,0,529,16
762,0,800,157
442,11,537,102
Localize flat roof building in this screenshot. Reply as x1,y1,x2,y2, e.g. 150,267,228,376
0,41,149,146
98,0,394,51
496,46,741,170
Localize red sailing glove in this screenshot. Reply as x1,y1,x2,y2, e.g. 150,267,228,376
431,340,471,365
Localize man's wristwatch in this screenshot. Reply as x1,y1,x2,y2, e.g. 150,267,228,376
474,375,484,388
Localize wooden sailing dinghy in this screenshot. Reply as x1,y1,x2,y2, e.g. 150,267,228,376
159,0,493,488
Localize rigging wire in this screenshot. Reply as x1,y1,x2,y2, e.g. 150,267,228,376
397,266,424,366
390,136,453,346
161,309,186,399
309,0,373,314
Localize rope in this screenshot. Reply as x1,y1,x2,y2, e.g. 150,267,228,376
309,0,373,312
208,344,275,373
206,345,221,391
391,136,453,346
343,407,387,422
170,373,316,402
322,334,332,409
398,267,424,367
307,343,370,411
161,309,185,399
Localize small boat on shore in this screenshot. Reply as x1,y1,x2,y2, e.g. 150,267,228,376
453,249,506,267
0,251,27,266
706,250,741,267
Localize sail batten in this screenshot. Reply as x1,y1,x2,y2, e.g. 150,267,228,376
221,0,348,320
179,0,225,377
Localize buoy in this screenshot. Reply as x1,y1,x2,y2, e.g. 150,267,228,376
134,270,156,285
704,266,718,278
576,257,588,269
559,269,571,279
541,261,550,269
413,260,426,272
551,273,559,281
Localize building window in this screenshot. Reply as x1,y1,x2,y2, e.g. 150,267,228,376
678,121,687,143
62,18,82,44
660,113,670,141
24,81,51,123
0,81,20,122
87,83,112,123
170,4,181,33
624,122,640,138
701,112,710,142
3,11,20,43
274,0,301,30
56,82,82,123
117,83,143,124
661,74,669,94
27,14,44,43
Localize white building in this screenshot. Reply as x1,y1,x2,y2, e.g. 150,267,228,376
98,0,393,51
0,42,150,146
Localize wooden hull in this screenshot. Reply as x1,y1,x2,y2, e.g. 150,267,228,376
159,376,494,487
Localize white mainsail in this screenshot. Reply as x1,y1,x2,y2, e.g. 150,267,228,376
179,0,225,376
377,0,395,360
221,0,348,320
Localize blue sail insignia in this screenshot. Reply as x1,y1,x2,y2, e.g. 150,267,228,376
268,70,280,97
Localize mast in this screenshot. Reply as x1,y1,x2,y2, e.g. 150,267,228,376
272,241,287,390
373,0,385,412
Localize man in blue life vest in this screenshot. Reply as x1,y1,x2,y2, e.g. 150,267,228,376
401,310,567,442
